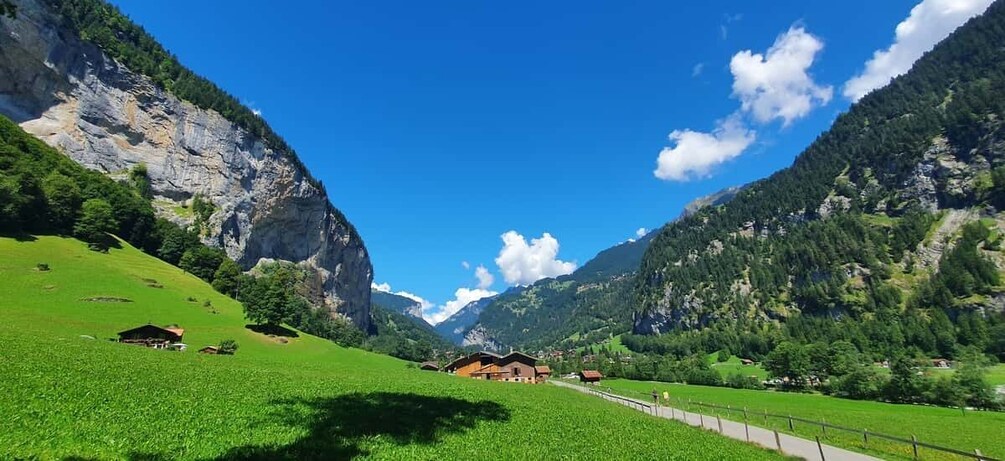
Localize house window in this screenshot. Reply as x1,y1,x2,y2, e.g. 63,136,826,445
514,368,521,376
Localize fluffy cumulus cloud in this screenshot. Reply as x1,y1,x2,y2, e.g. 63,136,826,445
371,282,434,310
653,114,756,181
843,0,993,101
636,227,648,238
654,25,832,182
425,287,498,325
730,27,833,126
474,265,494,289
494,231,576,286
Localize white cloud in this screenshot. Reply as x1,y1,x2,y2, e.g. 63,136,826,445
653,114,756,181
721,13,742,40
475,265,494,289
636,227,648,238
424,287,497,325
371,282,434,310
843,0,992,101
692,62,705,78
730,26,832,126
461,261,470,270
494,231,577,286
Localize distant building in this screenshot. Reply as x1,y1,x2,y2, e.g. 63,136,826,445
740,358,755,366
198,346,220,354
419,361,439,371
117,324,184,349
931,358,952,368
443,351,547,383
534,365,551,383
579,370,603,384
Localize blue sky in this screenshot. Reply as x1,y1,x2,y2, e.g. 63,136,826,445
110,0,992,323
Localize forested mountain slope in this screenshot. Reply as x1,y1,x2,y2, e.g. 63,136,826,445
632,0,1005,362
460,187,743,352
0,0,372,330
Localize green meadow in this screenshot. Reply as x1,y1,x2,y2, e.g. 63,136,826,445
0,236,785,460
592,378,1005,461
707,353,770,381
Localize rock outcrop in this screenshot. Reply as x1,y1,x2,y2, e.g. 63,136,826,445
0,1,372,330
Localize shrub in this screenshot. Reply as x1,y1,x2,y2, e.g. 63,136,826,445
36,263,50,272
218,339,238,355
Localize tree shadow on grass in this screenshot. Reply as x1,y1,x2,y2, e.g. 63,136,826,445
212,392,510,460
244,323,299,338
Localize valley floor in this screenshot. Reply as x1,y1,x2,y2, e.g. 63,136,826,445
0,236,783,460
586,378,1005,461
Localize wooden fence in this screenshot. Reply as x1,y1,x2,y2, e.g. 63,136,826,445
582,382,998,461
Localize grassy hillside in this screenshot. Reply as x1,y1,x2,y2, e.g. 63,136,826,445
594,378,1005,461
0,236,784,460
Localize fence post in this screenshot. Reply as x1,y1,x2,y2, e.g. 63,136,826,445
863,429,868,449
774,430,782,451
821,418,827,437
788,415,794,432
670,406,675,420
700,412,705,428
743,406,748,422
727,404,731,418
745,419,750,442
717,415,723,433
816,436,826,461
764,409,768,425
911,435,919,459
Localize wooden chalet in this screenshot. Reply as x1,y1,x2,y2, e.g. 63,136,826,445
579,370,603,384
740,358,755,366
419,361,440,371
117,324,184,349
198,346,220,354
534,365,551,383
444,351,502,377
444,350,547,383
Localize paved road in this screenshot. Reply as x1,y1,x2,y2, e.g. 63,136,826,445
551,380,880,461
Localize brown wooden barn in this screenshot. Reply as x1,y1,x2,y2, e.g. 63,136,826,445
198,346,220,354
117,324,184,349
444,351,545,383
579,370,603,384
443,351,502,377
419,361,439,371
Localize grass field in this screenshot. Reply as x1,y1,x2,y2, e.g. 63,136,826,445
0,236,785,460
707,353,769,381
590,378,1005,461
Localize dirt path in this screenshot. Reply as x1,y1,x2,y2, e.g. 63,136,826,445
551,380,879,461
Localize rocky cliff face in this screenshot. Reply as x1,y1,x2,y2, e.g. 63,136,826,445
0,1,372,330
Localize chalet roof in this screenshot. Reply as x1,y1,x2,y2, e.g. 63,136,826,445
443,351,501,370
500,351,539,362
580,370,603,379
117,324,183,339
200,346,219,351
420,361,439,370
534,365,551,374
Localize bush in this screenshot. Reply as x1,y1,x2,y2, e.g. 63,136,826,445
725,373,763,390
830,366,885,400
218,339,238,355
36,263,50,272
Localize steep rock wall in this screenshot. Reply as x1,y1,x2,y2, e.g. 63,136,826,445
0,1,372,330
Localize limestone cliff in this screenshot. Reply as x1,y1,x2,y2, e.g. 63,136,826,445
0,0,373,330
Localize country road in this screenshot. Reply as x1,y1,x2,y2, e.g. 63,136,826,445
551,379,880,461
